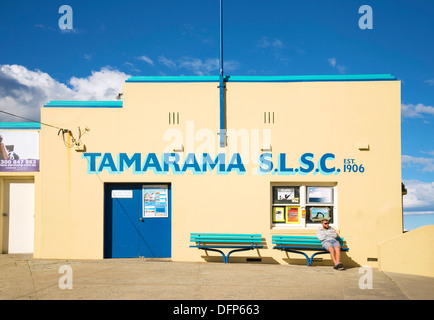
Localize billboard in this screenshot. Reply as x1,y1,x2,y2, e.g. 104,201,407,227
0,131,39,172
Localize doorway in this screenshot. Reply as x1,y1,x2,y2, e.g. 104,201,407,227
104,183,171,258
1,179,35,254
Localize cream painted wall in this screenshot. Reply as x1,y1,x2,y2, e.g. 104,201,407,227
37,79,403,268
378,225,434,277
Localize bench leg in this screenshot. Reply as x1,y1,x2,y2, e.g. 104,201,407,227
309,251,330,266
282,249,311,266
198,248,227,263
194,247,260,263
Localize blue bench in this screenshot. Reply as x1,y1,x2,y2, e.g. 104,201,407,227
190,233,263,263
272,235,349,266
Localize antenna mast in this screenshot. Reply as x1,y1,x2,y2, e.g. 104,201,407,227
218,0,226,147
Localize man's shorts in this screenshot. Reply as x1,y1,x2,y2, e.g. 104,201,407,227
322,239,341,250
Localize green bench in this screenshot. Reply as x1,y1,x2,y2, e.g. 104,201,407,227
190,233,263,263
272,235,349,266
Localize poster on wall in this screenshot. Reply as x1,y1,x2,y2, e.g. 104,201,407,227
272,206,285,223
286,206,300,224
0,131,39,172
309,207,330,222
273,187,300,204
143,185,168,218
307,187,333,204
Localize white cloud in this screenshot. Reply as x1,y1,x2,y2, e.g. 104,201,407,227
59,28,80,35
69,67,130,100
257,37,290,64
157,55,239,76
0,64,130,122
328,57,346,74
158,56,177,69
257,37,284,49
402,155,434,172
136,55,154,66
404,211,434,215
223,60,241,73
178,57,218,76
124,62,140,73
424,79,434,86
328,57,337,67
421,150,434,156
401,103,434,118
403,179,434,213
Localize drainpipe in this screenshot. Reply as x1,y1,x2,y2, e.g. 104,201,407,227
218,0,226,147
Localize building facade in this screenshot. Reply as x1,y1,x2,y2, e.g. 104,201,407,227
33,74,404,268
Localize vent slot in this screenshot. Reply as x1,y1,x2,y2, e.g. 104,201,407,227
263,112,274,124
169,112,180,125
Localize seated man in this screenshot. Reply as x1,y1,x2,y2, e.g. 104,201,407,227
317,219,344,270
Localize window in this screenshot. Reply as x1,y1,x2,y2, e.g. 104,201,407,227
271,185,337,229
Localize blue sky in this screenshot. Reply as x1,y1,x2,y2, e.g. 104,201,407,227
0,0,433,230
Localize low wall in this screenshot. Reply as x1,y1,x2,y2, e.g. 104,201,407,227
378,225,434,277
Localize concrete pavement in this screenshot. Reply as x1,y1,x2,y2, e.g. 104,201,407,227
1,254,433,300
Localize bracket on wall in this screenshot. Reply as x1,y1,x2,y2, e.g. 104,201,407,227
58,126,90,152
173,144,184,152
358,143,370,151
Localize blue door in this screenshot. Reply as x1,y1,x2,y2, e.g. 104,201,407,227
104,183,171,258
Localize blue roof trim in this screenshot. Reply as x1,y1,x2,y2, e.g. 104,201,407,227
126,74,397,83
228,74,397,82
126,76,220,83
0,122,41,130
44,101,123,108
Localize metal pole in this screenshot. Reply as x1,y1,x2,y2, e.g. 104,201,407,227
219,0,224,81
218,0,226,147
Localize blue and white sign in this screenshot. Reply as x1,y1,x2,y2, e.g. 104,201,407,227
83,152,365,176
143,185,168,218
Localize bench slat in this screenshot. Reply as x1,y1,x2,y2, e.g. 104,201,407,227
191,233,262,244
272,235,345,246
274,245,349,251
272,235,345,240
190,245,263,248
275,242,326,246
273,235,319,239
273,240,344,245
191,236,262,240
191,240,262,244
191,233,261,237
